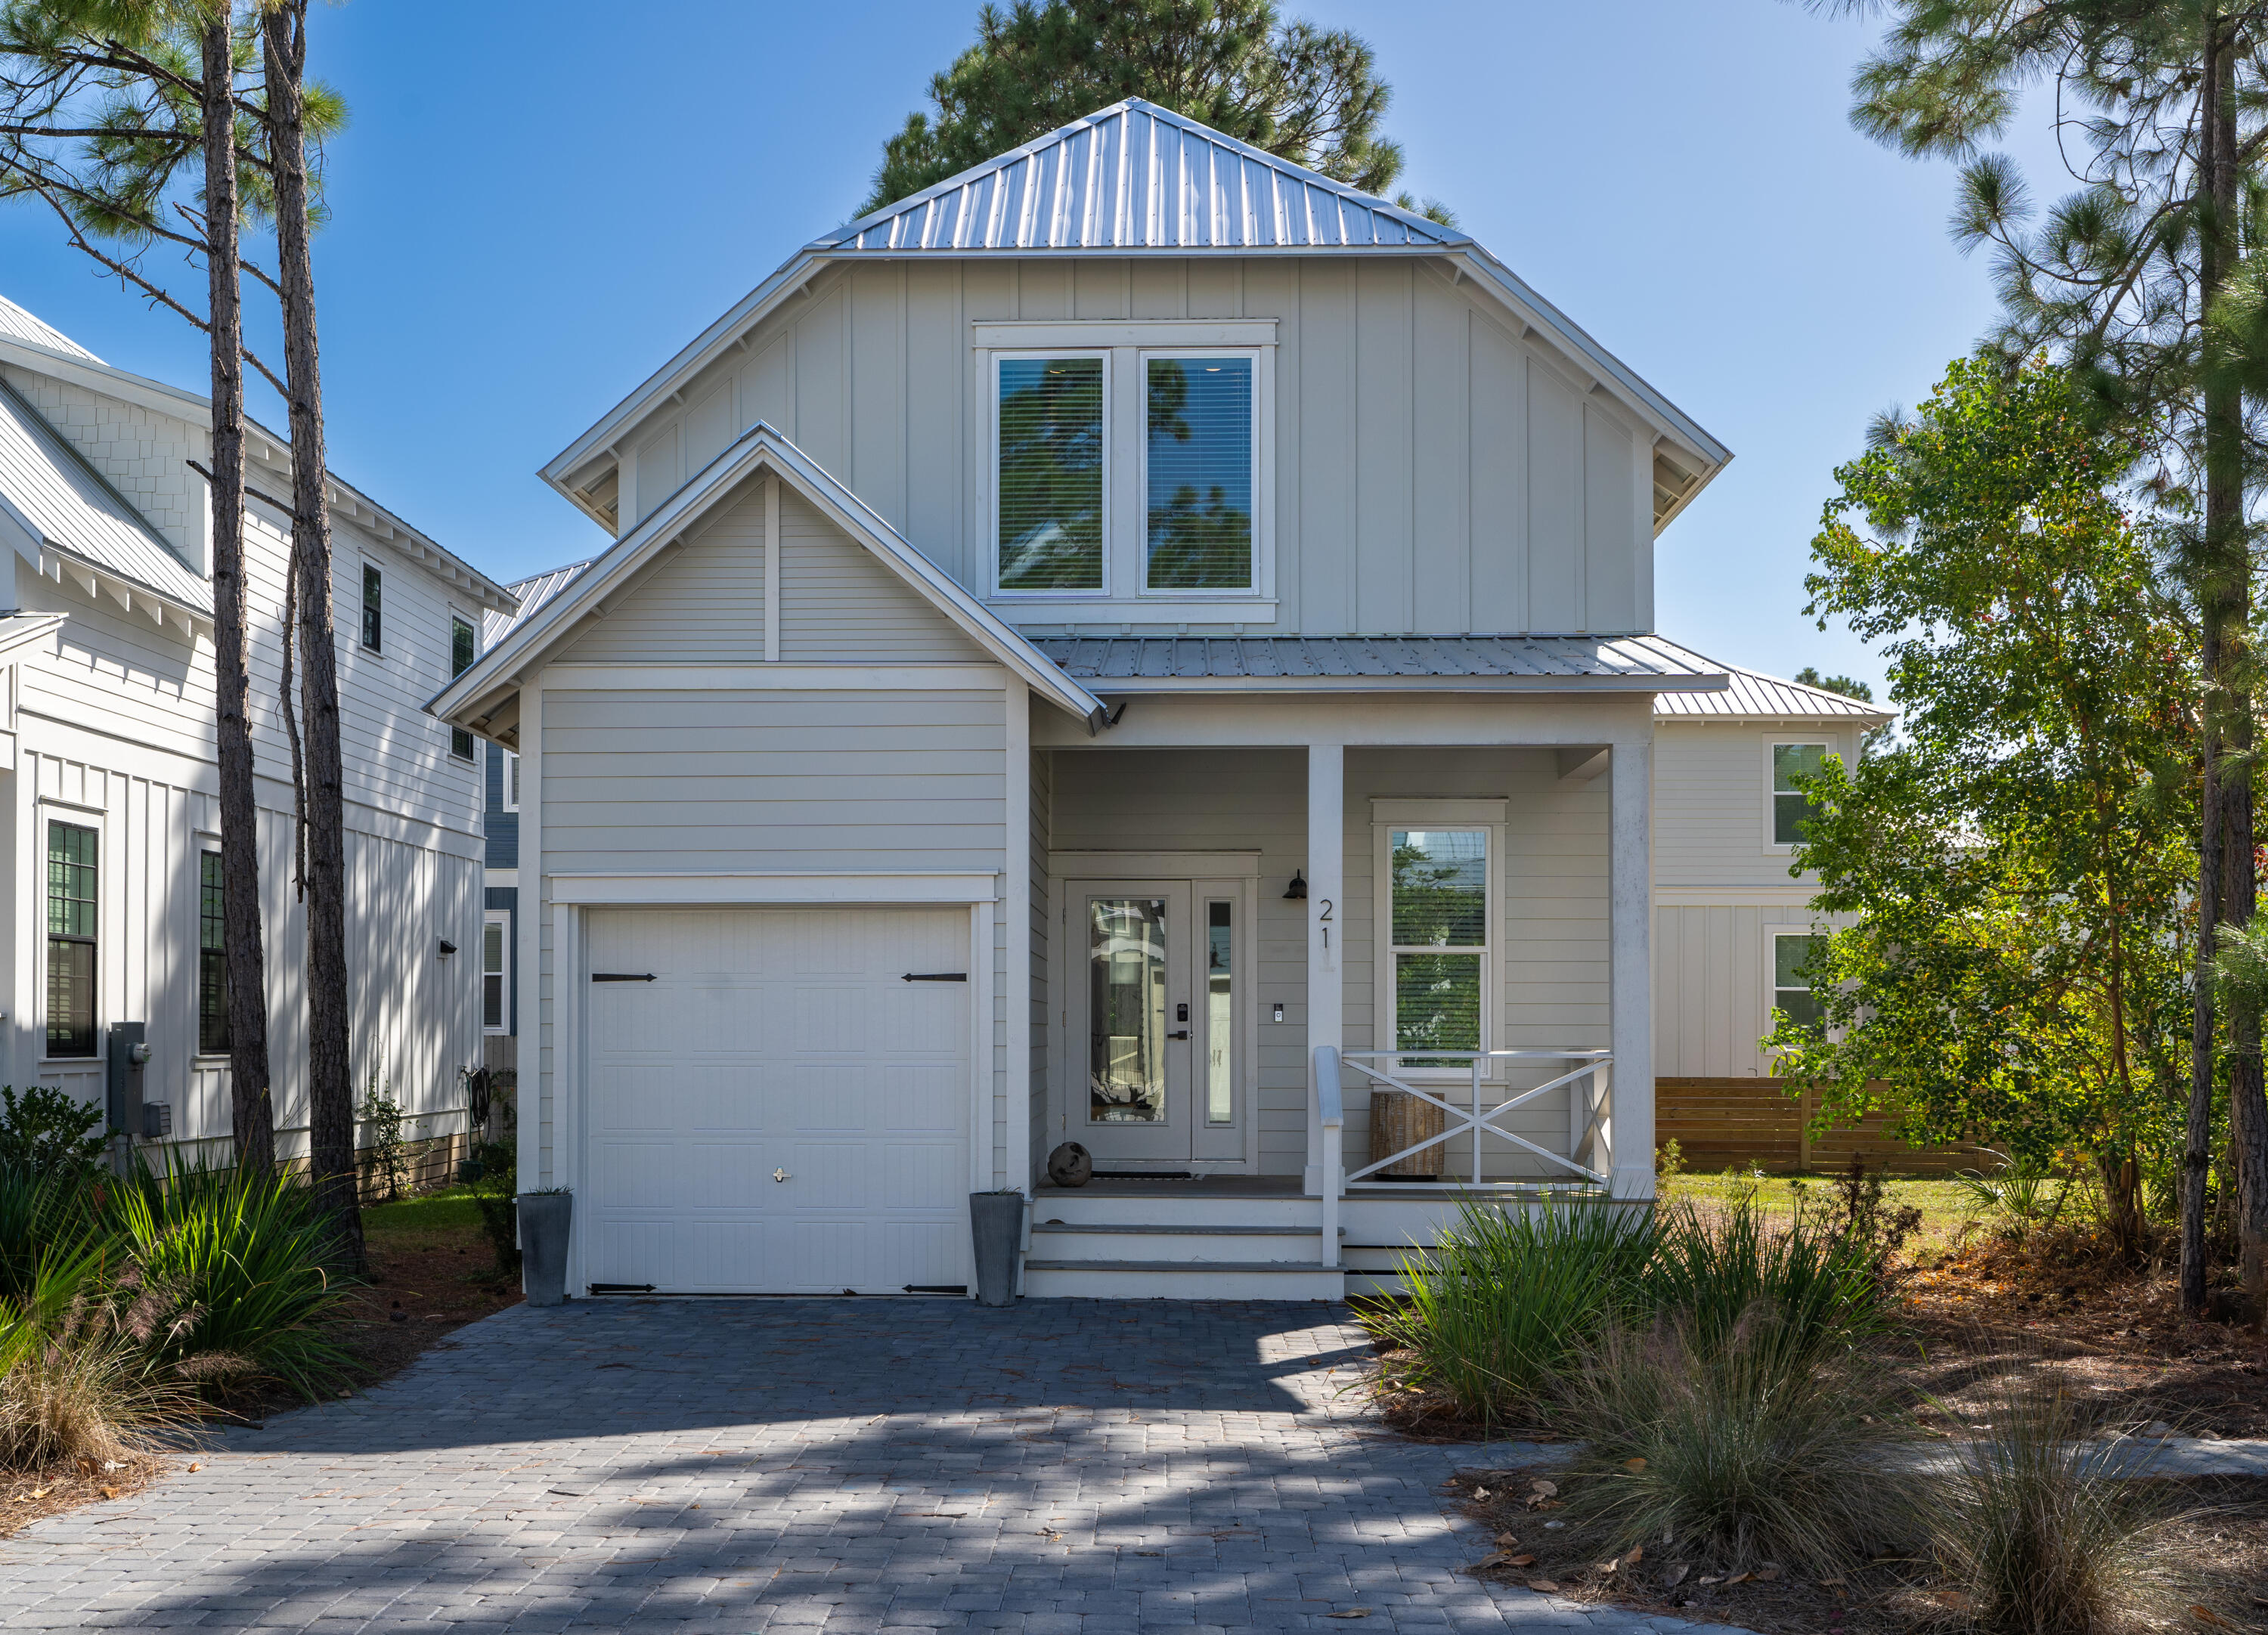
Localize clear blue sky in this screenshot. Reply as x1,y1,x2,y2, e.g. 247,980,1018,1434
0,1,2067,693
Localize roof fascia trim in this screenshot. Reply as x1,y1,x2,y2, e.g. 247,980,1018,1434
438,423,1103,725
0,609,70,660
1076,673,1734,695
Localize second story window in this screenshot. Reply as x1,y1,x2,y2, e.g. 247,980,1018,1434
1771,742,1828,847
450,618,476,760
361,563,383,652
996,355,1105,591
1145,356,1254,591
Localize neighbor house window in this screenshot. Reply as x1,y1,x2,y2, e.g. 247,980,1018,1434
498,749,520,813
449,617,476,760
996,355,1105,591
1145,355,1254,590
1771,742,1828,846
199,850,229,1054
482,912,510,1034
360,563,383,651
1773,934,1826,1033
45,820,97,1058
1387,828,1489,1066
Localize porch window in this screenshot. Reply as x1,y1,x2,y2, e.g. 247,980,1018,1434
996,355,1105,590
199,850,228,1054
1145,357,1253,590
1771,742,1827,846
45,819,97,1058
1388,828,1489,1066
1773,933,1826,1033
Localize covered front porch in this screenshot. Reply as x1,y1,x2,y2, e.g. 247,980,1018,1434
1014,686,1659,1295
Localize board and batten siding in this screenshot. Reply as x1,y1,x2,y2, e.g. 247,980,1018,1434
611,256,1655,638
1653,902,1827,1081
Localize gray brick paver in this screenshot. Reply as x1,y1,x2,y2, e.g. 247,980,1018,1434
0,1301,1756,1635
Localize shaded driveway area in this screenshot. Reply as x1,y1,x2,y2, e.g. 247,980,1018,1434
0,1299,1751,1634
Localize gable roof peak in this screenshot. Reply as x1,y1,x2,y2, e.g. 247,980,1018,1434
813,96,1469,258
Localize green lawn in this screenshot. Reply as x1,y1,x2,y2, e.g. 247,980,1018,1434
362,1184,484,1237
1659,1171,1994,1259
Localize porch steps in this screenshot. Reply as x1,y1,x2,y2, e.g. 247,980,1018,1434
1023,1212,1346,1299
1021,1259,1348,1300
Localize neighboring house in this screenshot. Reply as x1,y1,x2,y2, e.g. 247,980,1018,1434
432,99,1748,1299
0,294,516,1171
479,560,587,1078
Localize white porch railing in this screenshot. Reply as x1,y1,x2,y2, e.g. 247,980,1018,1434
1309,1045,1611,1268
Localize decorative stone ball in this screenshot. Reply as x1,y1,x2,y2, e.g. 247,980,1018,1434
1046,1141,1093,1188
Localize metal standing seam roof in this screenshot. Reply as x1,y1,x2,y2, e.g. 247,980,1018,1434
482,558,593,646
0,371,210,613
0,294,99,362
819,98,1465,256
1030,633,1730,686
1653,661,1892,722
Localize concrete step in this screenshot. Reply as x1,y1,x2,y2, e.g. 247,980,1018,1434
1033,1193,1316,1228
1027,1222,1335,1263
1021,1259,1349,1300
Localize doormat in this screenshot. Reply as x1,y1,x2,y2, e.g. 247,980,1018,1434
1089,1170,1196,1180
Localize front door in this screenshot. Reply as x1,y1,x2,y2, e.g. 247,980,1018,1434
1067,879,1246,1167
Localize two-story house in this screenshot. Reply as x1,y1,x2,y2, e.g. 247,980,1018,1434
433,101,1850,1299
1,293,516,1173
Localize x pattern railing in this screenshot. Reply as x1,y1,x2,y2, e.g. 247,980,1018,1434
1339,1048,1612,1188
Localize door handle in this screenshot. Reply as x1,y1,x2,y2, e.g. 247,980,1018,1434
1167,1030,1191,1040
773,1169,792,1183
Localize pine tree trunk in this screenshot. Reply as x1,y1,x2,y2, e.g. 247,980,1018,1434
264,0,362,1272
202,12,274,1175
2200,18,2268,1317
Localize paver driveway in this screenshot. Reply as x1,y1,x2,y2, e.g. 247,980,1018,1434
0,1299,1752,1635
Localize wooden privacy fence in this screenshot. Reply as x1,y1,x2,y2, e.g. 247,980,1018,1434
1656,1077,1978,1176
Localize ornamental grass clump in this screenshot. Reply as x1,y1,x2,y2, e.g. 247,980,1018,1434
1644,1194,1887,1367
1929,1374,2193,1635
1557,1299,1920,1576
1364,1199,1654,1427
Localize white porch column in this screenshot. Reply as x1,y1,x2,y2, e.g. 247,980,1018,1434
1608,735,1656,1200
1304,741,1343,1195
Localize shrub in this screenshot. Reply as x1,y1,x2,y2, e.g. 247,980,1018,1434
0,1085,105,1176
1364,1200,1653,1427
0,1163,107,1304
1644,1194,1885,1367
468,1138,519,1277
358,1070,409,1204
0,1249,213,1471
1954,1149,2071,1243
1557,1300,1919,1574
1929,1374,2191,1635
110,1157,356,1401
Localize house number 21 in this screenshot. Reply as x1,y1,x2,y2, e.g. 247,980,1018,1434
1318,898,1333,949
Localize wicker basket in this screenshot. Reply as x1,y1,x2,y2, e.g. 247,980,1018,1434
1368,1088,1448,1180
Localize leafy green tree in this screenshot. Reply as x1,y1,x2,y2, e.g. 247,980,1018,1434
1767,357,2197,1251
1793,666,1895,753
1823,0,2268,1312
863,0,1451,222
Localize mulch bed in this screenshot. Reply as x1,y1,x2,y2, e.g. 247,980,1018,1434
0,1207,517,1541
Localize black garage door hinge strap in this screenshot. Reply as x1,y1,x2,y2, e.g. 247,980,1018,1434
591,972,656,983
903,971,968,982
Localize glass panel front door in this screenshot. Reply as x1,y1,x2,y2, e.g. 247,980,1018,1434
1088,896,1170,1124
1071,881,1208,1164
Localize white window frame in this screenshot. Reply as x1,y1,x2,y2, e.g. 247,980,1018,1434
1769,929,1827,1038
498,748,520,813
481,909,511,1036
448,612,478,761
1765,738,1832,854
358,559,384,654
976,320,1278,621
989,348,1113,600
1371,800,1506,1079
36,797,106,1066
1136,346,1266,597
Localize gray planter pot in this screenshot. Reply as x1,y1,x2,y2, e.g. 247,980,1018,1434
517,1191,572,1307
968,1191,1024,1306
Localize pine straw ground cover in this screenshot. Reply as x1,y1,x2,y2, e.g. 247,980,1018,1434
0,1184,517,1541
1443,1466,2268,1635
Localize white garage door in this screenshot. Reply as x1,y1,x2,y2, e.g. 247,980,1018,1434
582,906,971,1294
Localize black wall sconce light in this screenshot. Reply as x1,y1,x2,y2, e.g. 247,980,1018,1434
1284,869,1307,900
437,939,458,959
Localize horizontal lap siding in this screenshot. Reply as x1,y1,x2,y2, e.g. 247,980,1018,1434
776,489,985,662
557,482,767,662
1654,720,1857,888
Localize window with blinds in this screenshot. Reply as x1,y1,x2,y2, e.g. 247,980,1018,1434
996,356,1105,590
1145,357,1254,590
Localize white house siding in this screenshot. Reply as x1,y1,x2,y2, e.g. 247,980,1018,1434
533,686,1011,1184
1653,901,1826,1080
553,482,767,664
0,351,490,1162
611,257,1656,638
1652,720,1859,888
777,490,987,663
1027,740,1052,1179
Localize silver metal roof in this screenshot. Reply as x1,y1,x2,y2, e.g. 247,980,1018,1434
0,294,98,362
819,100,1465,258
0,372,209,613
1654,660,1891,722
482,558,592,646
1030,633,1727,688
